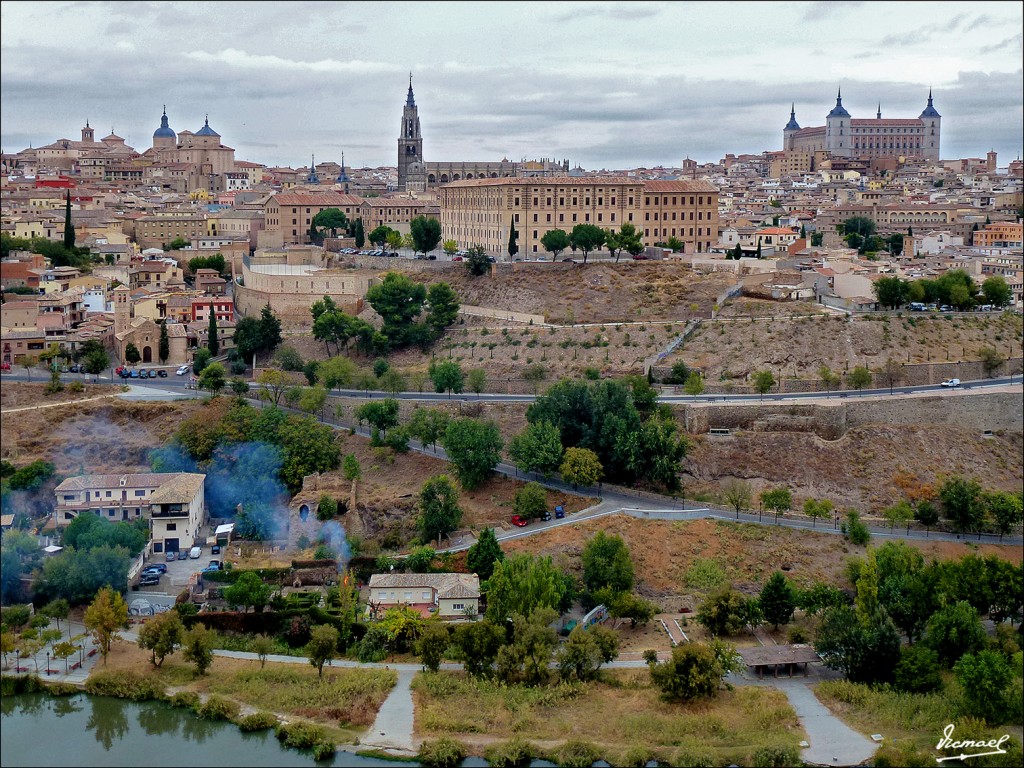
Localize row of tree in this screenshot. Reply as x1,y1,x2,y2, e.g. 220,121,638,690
872,270,1013,310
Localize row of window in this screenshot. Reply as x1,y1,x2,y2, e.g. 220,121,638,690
63,489,148,502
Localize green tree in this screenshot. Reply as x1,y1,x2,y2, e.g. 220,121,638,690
198,361,227,395
464,244,491,276
722,479,752,515
311,208,348,239
451,619,505,678
839,216,877,245
306,624,340,678
664,361,691,385
815,604,901,684
316,495,338,522
521,363,547,394
368,225,394,250
507,420,564,477
414,623,451,673
986,491,1023,536
466,527,504,582
558,624,619,681
759,572,796,629
604,229,622,262
606,591,657,628
441,418,503,489
760,487,792,518
232,316,262,362
407,407,451,452
207,312,219,357
466,368,487,395
846,365,872,390
954,650,1014,723
559,447,603,489
568,224,606,264
41,598,70,636
981,275,1012,308
251,633,274,669
752,370,775,400
582,531,634,596
387,230,404,252
181,623,214,676
803,498,833,528
810,232,823,246
844,510,871,545
63,190,76,250
187,253,227,276
697,586,754,637
192,347,213,375
647,642,733,702
429,360,463,398
442,239,458,257
425,282,460,340
137,611,184,668
356,398,400,438
939,476,986,532
540,229,570,260
158,322,170,364
683,371,705,396
881,500,914,530
316,356,358,390
365,272,427,348
84,586,129,664
872,276,909,309
418,474,462,544
507,220,518,261
485,553,574,623
124,343,141,366
925,600,986,666
496,607,559,686
258,304,282,354
410,215,442,256
83,346,111,378
513,481,547,521
223,571,273,613
617,223,643,261
893,645,942,694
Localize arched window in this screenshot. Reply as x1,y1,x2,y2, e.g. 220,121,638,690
299,504,309,522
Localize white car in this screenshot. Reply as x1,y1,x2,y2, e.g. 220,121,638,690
176,364,190,376
940,378,961,388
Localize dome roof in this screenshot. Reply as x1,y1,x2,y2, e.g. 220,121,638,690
195,116,220,137
153,107,176,138
827,90,850,119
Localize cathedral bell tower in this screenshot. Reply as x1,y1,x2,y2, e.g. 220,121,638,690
397,74,426,192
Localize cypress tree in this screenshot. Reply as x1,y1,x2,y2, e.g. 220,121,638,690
208,311,219,356
507,221,519,260
755,239,762,259
63,190,76,250
354,218,365,248
800,224,807,239
158,321,170,364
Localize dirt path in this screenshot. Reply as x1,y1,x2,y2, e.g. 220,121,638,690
0,393,119,414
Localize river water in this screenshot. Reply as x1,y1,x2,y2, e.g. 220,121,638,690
0,692,416,767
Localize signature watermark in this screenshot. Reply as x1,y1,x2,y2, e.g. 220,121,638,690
935,723,1010,763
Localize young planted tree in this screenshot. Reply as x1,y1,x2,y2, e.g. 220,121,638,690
137,611,184,668
761,487,792,519
306,624,340,678
847,366,872,390
513,482,548,521
158,322,170,364
559,447,603,490
466,527,504,582
441,418,503,489
876,358,902,395
802,498,833,528
752,370,776,401
84,586,129,664
207,312,219,357
540,228,570,260
124,344,141,366
429,360,464,398
759,572,796,630
182,624,215,676
722,479,752,515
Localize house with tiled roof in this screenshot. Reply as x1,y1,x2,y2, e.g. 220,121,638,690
367,572,480,620
53,472,206,557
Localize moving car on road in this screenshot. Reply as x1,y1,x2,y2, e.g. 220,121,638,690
510,515,529,527
940,378,961,388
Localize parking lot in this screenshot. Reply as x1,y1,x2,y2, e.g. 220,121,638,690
135,543,223,597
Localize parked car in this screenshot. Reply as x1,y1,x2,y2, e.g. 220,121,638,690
203,560,222,572
178,550,189,560
540,511,552,522
452,256,463,262
940,378,961,388
632,254,649,260
387,252,400,258
940,305,953,312
139,574,160,587
176,364,190,375
427,254,437,260
510,515,529,527
157,369,168,378
561,257,576,263
142,563,167,574
189,546,202,559
129,370,140,378
555,505,565,519
69,364,81,373
165,549,177,562
211,544,221,555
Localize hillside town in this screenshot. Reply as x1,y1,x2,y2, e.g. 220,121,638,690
2,13,1023,767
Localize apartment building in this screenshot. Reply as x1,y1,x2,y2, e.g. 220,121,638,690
264,192,365,245
135,213,208,249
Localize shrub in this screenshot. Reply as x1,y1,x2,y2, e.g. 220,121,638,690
238,711,279,732
485,737,536,768
169,691,201,709
617,744,655,768
311,741,336,761
0,675,45,696
670,748,715,767
276,721,327,750
556,739,600,768
196,694,240,721
418,737,468,768
787,627,808,644
44,682,80,696
844,510,871,545
84,670,165,701
753,744,802,767
67,381,85,393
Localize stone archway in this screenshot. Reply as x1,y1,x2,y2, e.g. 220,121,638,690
427,174,436,183
452,174,461,181
142,345,153,363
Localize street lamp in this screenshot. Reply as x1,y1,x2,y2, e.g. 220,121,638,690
46,651,50,675
78,644,84,667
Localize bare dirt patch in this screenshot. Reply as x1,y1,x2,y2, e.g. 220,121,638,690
0,380,115,410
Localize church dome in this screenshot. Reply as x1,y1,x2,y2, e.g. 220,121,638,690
153,107,175,138
195,116,220,137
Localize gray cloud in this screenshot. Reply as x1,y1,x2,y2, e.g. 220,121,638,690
802,1,863,21
980,33,1022,54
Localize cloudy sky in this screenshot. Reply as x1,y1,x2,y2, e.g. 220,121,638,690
2,1,1022,170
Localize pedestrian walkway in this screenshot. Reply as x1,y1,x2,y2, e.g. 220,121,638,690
361,668,419,754
4,619,102,685
776,681,877,766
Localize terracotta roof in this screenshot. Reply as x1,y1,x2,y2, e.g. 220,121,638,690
755,227,798,235
445,176,639,187
368,572,480,598
147,473,204,504
642,180,719,193
54,472,202,493
271,192,365,206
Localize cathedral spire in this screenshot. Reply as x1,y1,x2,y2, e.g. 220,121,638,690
406,72,415,107
877,103,881,119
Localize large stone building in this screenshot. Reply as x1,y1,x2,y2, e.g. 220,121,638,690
784,90,941,162
396,77,568,193
439,177,719,257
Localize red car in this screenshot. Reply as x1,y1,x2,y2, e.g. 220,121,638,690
510,515,529,527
